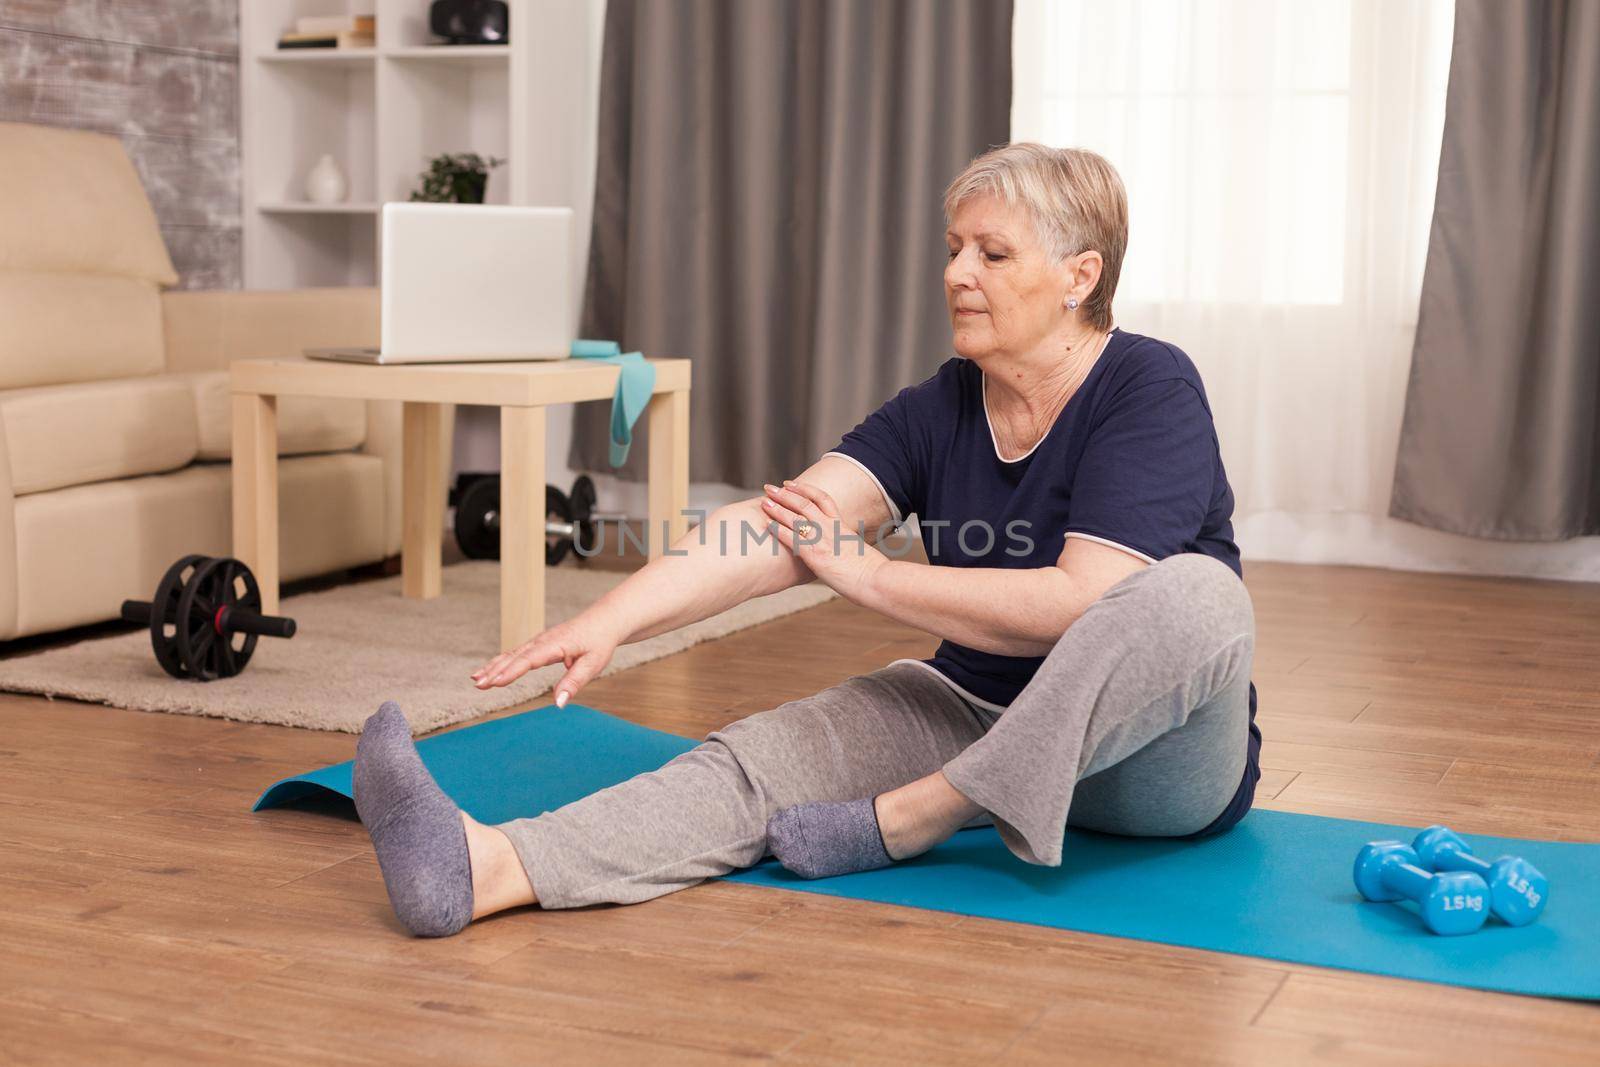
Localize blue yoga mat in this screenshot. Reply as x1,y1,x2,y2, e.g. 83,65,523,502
254,704,1600,999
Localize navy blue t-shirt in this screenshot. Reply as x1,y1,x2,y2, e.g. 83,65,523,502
825,327,1261,836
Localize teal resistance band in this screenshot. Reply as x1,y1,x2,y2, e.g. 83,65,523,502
569,339,657,467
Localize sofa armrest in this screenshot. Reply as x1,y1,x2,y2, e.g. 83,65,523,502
0,406,18,639
161,287,379,374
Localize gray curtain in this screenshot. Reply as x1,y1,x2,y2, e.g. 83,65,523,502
569,0,1013,488
1390,0,1600,540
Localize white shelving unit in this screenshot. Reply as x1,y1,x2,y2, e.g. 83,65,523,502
258,200,385,213
257,47,378,65
240,1,593,289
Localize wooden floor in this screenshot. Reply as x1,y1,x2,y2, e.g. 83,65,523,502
3,560,1599,1064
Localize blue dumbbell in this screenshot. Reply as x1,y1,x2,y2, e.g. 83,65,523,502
1353,841,1489,935
1412,825,1548,927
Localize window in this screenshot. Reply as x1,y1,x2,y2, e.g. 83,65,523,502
1011,0,1453,308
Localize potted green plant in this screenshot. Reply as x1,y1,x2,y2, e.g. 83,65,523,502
408,151,506,204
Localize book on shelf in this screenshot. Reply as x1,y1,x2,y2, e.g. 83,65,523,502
295,14,376,36
277,30,375,50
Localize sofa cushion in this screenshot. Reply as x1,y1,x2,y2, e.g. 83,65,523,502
0,121,178,284
1,376,198,496
0,270,167,390
183,371,367,460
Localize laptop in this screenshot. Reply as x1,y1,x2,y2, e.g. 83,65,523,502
306,202,573,364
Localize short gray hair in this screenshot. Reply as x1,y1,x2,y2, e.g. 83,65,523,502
943,142,1128,332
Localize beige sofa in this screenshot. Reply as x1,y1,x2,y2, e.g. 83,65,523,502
0,121,451,641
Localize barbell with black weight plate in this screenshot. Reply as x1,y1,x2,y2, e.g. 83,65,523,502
450,473,626,565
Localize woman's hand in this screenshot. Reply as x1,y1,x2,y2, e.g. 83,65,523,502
470,612,622,707
761,479,887,605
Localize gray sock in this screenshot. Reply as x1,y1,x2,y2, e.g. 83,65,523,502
352,701,473,937
766,797,894,879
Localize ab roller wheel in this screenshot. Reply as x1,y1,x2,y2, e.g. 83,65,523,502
121,555,296,681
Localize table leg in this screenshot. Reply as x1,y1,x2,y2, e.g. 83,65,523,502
232,393,280,613
401,402,446,599
646,387,691,559
499,405,546,650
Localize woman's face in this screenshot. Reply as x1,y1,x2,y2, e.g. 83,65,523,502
944,194,1079,362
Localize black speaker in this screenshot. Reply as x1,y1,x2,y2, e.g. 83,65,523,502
429,0,509,45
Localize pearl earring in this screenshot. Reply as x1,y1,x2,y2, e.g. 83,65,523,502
1067,298,1079,310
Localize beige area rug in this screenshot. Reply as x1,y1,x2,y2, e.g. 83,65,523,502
0,562,836,734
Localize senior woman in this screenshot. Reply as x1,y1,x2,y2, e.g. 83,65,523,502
352,142,1261,937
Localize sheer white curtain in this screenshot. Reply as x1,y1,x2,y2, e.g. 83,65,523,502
1013,0,1459,553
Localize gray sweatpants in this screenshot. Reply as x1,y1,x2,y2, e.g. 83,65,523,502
499,552,1255,908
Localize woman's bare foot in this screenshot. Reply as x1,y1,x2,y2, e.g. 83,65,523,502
872,771,982,860
462,812,539,919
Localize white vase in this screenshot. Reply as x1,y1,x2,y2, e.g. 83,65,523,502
304,154,348,204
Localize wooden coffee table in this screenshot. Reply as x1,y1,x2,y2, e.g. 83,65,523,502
229,356,691,650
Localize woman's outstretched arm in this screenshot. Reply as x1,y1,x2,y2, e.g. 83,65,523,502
470,454,895,694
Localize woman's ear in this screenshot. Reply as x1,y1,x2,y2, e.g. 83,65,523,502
1065,250,1105,310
